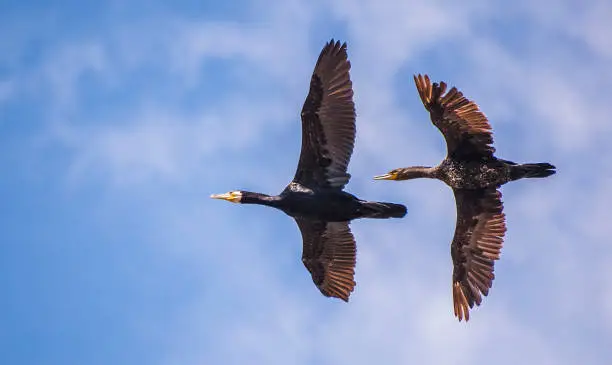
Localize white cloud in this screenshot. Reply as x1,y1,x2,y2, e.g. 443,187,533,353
53,94,296,186
461,37,612,152
26,1,326,187
37,42,109,111
515,0,612,60
329,0,489,73
572,1,612,59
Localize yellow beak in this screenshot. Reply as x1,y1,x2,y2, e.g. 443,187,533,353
373,173,397,180
210,192,242,203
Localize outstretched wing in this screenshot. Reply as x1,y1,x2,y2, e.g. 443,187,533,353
450,188,506,321
294,39,356,190
295,218,357,301
414,74,495,161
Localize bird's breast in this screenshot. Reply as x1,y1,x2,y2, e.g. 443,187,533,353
440,160,510,189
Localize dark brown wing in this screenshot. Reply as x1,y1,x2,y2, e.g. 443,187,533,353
295,218,356,301
450,188,506,321
294,39,356,190
414,74,495,161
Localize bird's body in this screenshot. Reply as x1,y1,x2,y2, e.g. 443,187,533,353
236,184,406,222
407,159,513,189
375,74,555,321
211,40,406,302
437,158,511,189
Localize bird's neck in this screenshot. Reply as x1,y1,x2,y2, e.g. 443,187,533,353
396,166,438,180
241,192,282,208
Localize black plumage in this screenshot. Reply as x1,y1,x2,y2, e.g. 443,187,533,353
374,74,556,321
211,40,407,302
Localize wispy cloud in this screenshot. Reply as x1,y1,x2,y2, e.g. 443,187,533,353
54,95,293,186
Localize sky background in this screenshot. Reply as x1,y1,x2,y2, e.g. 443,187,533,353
1,0,611,364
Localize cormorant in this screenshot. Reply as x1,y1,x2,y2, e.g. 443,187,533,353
211,40,407,302
374,74,556,321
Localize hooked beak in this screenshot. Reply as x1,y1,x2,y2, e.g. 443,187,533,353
373,172,398,180
210,191,242,203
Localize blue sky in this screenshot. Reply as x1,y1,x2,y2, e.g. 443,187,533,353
1,0,611,364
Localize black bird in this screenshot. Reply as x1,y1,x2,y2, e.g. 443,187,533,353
211,40,407,302
374,74,555,321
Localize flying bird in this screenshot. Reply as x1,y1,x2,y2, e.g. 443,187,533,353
374,74,556,321
211,40,407,302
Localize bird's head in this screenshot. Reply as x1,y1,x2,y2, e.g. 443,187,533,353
210,190,244,203
373,168,403,181
373,167,434,181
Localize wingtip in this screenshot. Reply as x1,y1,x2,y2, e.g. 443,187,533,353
453,282,471,322
413,74,422,89
414,73,429,80
414,73,434,107
326,38,347,50
330,291,350,303
314,39,350,70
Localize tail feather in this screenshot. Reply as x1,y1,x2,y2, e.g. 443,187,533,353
361,201,407,219
510,162,556,180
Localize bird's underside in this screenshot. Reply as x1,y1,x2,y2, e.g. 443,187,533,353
437,158,512,190
291,39,361,300
413,73,510,320
371,74,555,321
290,40,408,301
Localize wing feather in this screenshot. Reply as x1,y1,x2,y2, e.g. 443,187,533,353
450,188,506,321
294,40,356,190
296,219,357,301
414,74,495,160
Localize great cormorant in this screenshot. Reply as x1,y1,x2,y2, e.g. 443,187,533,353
374,74,556,321
211,40,407,302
